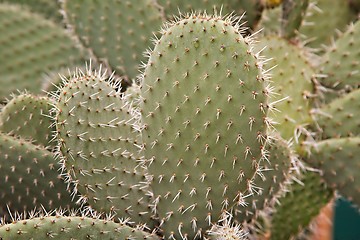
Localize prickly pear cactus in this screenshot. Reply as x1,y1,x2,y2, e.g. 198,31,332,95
1,0,360,239
0,133,74,220
0,214,160,239
306,138,360,206
141,13,274,238
54,69,155,226
319,20,360,91
254,35,314,143
0,3,83,100
232,137,295,225
266,169,333,240
0,94,55,147
299,0,355,49
0,0,62,22
63,0,164,81
314,88,360,139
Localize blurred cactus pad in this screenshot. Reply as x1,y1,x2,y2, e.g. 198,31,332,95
0,0,359,239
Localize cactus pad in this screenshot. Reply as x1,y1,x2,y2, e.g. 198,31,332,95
281,0,309,39
269,169,333,240
233,137,294,224
0,94,54,148
63,0,164,80
141,14,272,238
320,20,360,91
306,137,360,206
0,215,160,239
0,3,83,100
55,69,154,226
0,133,73,220
255,35,314,143
0,0,62,22
298,0,354,49
314,88,360,139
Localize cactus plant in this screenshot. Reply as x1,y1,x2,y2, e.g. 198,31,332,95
62,0,164,81
0,133,74,221
0,94,55,147
54,68,155,227
140,13,277,238
0,212,160,239
0,0,359,239
0,0,62,23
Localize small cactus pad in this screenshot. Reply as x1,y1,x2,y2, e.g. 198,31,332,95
141,14,271,238
233,137,294,224
0,0,62,22
255,6,281,34
314,88,360,139
319,20,360,90
0,94,54,148
269,169,333,240
306,137,360,206
255,36,314,142
0,215,160,239
298,0,354,49
63,0,164,80
281,0,309,39
55,69,154,225
157,0,262,29
0,133,73,220
0,3,84,100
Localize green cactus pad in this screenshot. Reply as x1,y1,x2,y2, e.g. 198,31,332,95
255,36,314,143
0,3,84,100
281,0,309,39
0,215,160,239
63,0,164,80
0,0,62,23
0,94,55,148
157,0,262,29
255,6,282,34
233,137,294,225
319,20,360,91
306,137,360,206
55,69,154,226
298,0,355,49
0,133,74,220
269,169,333,240
314,88,360,139
141,14,272,238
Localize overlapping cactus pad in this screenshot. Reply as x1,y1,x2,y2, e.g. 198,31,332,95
306,138,360,206
55,69,154,226
0,134,74,220
63,0,164,80
0,3,84,100
0,94,55,147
